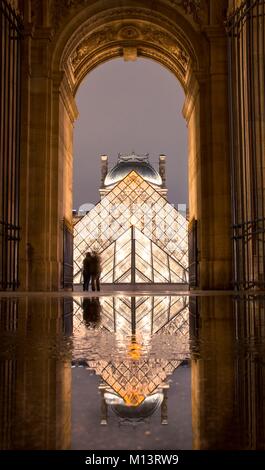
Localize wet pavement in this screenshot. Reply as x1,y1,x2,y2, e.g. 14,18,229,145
0,293,264,450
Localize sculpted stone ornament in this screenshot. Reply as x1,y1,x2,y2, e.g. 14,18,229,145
51,0,205,31
140,27,189,68
168,0,203,23
119,26,140,40
71,27,116,68
70,24,189,72
118,153,150,163
52,0,90,29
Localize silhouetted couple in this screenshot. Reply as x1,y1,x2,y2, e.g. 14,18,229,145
82,297,101,329
83,251,102,291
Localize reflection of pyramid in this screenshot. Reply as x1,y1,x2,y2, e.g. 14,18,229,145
73,296,189,405
88,358,181,406
73,171,188,283
73,295,189,336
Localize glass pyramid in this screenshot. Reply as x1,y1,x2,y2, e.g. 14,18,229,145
99,226,188,283
74,171,188,284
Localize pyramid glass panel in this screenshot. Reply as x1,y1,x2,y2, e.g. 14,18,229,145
72,295,189,403
74,171,188,284
97,226,187,284
73,295,188,337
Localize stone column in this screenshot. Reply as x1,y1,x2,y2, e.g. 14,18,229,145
100,387,108,425
100,155,108,188
19,8,78,291
161,388,168,425
249,2,265,287
21,27,54,291
18,3,32,291
159,154,166,188
184,27,232,289
0,297,72,449
191,297,237,449
51,74,78,290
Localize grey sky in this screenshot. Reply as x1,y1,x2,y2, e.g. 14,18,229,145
73,58,188,209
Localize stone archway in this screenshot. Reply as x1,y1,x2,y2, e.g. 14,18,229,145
19,0,232,291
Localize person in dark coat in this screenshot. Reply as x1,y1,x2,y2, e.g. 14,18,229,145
83,252,92,291
90,251,102,292
82,297,101,329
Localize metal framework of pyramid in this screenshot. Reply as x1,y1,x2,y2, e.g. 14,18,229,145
99,226,188,283
73,295,189,405
73,171,188,284
73,295,189,337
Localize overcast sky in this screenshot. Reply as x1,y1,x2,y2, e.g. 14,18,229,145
73,58,188,210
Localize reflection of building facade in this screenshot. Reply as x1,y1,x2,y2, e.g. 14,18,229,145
0,1,22,290
73,154,188,285
190,295,265,450
73,295,189,424
0,298,71,450
234,296,265,449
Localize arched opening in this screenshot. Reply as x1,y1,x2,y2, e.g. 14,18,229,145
73,58,188,288
3,0,265,454
73,58,187,212
19,1,232,291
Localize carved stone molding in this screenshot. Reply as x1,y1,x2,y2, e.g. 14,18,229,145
51,0,206,31
139,26,189,67
51,0,89,29
139,46,186,86
119,25,140,40
55,4,201,95
168,0,203,23
69,23,189,73
61,7,193,63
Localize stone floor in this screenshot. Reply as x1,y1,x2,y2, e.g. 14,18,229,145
73,282,189,293
0,287,261,297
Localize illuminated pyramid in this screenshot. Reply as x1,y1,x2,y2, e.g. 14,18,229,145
72,295,189,405
73,171,188,284
87,358,181,406
73,295,189,336
100,226,187,283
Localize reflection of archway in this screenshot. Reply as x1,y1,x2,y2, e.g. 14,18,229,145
19,1,231,291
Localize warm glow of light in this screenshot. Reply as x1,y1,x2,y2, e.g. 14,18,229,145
73,171,189,284
123,390,145,407
128,337,142,361
130,215,137,225
72,295,189,411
